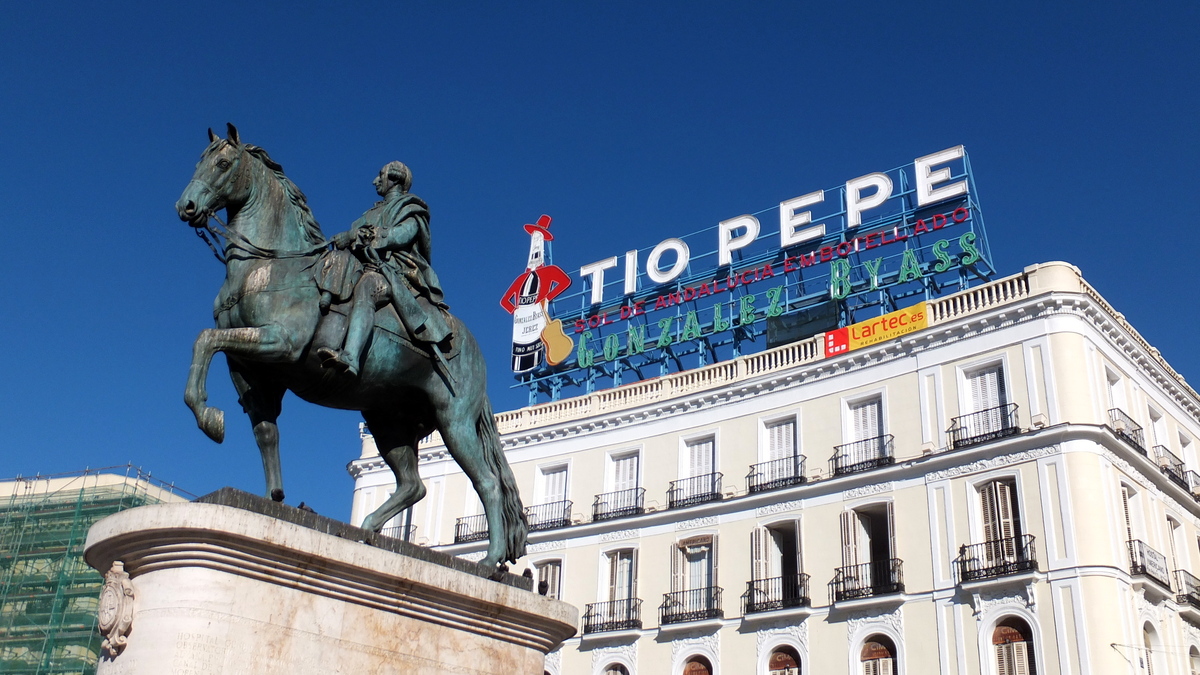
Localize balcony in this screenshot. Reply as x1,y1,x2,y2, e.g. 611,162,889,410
592,488,646,522
829,559,904,602
1155,446,1189,491
660,587,723,625
742,573,810,614
667,473,723,509
746,456,807,494
1128,539,1171,589
1188,471,1200,502
582,598,642,634
947,404,1019,450
524,500,573,531
453,514,487,543
1109,408,1147,455
956,535,1037,582
831,435,895,477
1176,570,1200,613
379,523,416,541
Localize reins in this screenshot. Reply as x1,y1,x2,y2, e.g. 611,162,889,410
194,209,328,263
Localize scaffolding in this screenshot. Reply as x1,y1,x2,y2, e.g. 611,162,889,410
0,466,191,675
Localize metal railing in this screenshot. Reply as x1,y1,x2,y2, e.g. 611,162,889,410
667,473,723,509
525,500,573,531
955,535,1037,582
1176,570,1200,610
659,587,723,624
1109,408,1147,455
379,523,416,541
582,598,642,633
829,559,904,602
747,456,807,493
1154,445,1189,490
1187,471,1200,501
1128,539,1171,589
831,435,895,476
947,404,1019,450
592,487,645,522
454,514,488,543
742,573,810,614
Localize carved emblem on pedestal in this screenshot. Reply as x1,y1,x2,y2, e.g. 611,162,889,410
98,561,134,657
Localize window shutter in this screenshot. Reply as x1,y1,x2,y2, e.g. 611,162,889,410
672,543,685,592
1121,486,1134,542
542,467,567,504
852,400,882,442
863,660,877,675
688,438,714,478
751,527,769,581
613,453,639,492
768,420,795,461
981,481,999,543
712,535,719,587
886,501,896,560
608,551,618,601
996,481,1017,558
995,643,1012,675
841,511,859,567
879,658,894,675
631,548,639,600
1012,641,1031,675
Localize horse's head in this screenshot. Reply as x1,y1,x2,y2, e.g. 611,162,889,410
176,123,249,226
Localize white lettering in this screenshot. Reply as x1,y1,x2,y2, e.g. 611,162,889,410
718,215,760,266
914,146,967,206
646,238,690,284
580,257,618,305
845,172,893,228
623,250,638,295
779,190,825,247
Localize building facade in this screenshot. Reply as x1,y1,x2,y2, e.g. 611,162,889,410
0,468,189,675
349,261,1200,675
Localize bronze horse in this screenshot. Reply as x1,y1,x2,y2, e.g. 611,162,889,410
175,124,526,567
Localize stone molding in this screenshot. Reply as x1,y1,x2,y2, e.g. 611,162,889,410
98,561,134,657
756,621,808,657
756,500,802,517
84,502,576,655
528,540,568,553
676,516,718,531
924,445,1060,483
844,482,893,499
591,641,636,671
600,529,641,542
846,607,903,646
671,632,719,662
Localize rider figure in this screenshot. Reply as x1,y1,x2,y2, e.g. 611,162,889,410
319,161,452,377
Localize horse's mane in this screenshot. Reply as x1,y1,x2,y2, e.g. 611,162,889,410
242,145,326,246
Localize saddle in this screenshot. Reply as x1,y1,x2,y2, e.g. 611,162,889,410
312,249,460,361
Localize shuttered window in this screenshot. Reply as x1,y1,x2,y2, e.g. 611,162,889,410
611,453,640,492
850,398,883,441
968,365,1007,412
862,659,894,675
1121,485,1136,542
751,522,802,580
980,480,1020,560
537,560,562,600
687,437,716,478
840,511,860,568
673,536,716,591
995,641,1032,675
767,419,797,460
607,549,637,601
540,466,567,504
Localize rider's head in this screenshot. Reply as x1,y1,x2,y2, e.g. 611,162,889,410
374,161,412,196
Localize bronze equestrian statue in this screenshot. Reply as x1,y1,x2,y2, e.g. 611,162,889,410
175,124,527,568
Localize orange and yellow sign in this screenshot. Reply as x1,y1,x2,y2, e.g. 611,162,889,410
824,302,928,357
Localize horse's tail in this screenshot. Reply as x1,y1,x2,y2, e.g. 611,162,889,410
476,399,528,563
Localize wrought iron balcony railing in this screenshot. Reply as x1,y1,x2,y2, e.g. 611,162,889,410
1154,445,1189,490
525,500,573,531
831,435,895,476
829,559,904,602
955,535,1037,582
1176,570,1200,610
659,586,723,624
947,404,1019,450
746,456,807,493
454,514,488,543
667,472,723,509
1128,539,1171,589
742,573,810,614
582,598,642,633
1188,471,1200,501
1109,408,1147,455
379,523,417,541
592,487,646,522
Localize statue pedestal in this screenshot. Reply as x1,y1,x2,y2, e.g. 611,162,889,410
84,491,576,675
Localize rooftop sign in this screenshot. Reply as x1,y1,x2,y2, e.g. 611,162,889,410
509,146,994,403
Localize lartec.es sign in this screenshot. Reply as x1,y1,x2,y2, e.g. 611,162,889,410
824,302,928,357
512,146,994,399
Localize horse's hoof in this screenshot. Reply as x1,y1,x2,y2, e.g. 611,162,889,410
270,488,285,502
198,408,225,444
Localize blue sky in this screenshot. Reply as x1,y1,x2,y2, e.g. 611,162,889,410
2,2,1197,518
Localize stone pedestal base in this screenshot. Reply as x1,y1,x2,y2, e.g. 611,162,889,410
84,493,575,675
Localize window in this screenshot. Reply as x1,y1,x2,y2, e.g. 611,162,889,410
539,465,568,504
610,451,640,492
1168,517,1184,572
673,536,717,591
686,436,716,478
768,646,801,675
994,619,1036,675
603,666,630,675
752,522,802,581
850,397,884,442
1121,484,1142,542
766,418,798,462
980,479,1022,563
861,635,897,675
967,364,1008,412
1107,369,1126,410
683,657,713,675
606,549,637,601
841,504,895,568
1142,623,1159,674
1188,646,1199,675
1148,407,1166,447
535,560,562,600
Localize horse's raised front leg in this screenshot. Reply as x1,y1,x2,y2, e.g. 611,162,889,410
184,325,304,444
229,363,287,502
359,412,425,534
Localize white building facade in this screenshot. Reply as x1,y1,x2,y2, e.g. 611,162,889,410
349,261,1200,675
